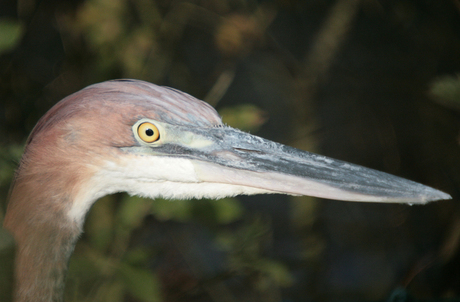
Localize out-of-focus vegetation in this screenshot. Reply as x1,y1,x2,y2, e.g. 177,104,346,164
1,0,460,301
430,75,460,111
0,19,24,55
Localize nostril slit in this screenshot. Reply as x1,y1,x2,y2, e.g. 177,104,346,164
233,148,263,154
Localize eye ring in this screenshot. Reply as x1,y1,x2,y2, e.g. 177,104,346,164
137,122,160,143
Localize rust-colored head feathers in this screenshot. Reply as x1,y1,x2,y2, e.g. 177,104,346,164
28,79,222,148
8,79,225,228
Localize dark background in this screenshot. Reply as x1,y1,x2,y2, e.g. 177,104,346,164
1,0,460,301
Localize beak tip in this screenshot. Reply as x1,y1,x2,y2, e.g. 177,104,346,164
429,191,452,202
413,187,452,204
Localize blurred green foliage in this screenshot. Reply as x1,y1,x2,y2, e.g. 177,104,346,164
0,145,23,220
0,145,21,301
65,0,160,79
220,104,267,132
430,75,460,111
0,19,24,55
218,217,294,289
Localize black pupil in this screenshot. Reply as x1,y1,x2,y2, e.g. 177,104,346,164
145,128,154,136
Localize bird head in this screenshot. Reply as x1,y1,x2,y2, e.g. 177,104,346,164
9,79,450,229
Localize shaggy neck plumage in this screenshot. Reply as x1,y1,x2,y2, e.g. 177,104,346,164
12,214,79,302
4,164,85,302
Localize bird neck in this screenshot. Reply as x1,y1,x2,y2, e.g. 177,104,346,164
12,217,79,302
4,175,83,302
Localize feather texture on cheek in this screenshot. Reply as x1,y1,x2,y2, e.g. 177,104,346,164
66,155,273,225
67,155,198,224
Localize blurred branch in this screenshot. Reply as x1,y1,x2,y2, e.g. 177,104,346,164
439,216,460,264
204,67,236,107
206,5,276,106
147,2,222,83
304,0,361,78
297,0,361,122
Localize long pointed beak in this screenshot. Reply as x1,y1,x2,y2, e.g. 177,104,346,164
180,127,450,204
136,124,450,204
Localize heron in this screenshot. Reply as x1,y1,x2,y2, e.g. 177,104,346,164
3,79,450,302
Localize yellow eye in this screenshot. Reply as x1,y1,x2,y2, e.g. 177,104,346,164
137,122,160,143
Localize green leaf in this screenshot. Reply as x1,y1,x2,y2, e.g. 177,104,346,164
219,104,267,132
258,259,293,287
150,198,192,222
97,279,125,302
84,196,115,252
210,198,244,224
0,144,23,186
118,195,152,229
124,247,152,266
430,75,460,110
0,19,24,54
119,263,161,302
